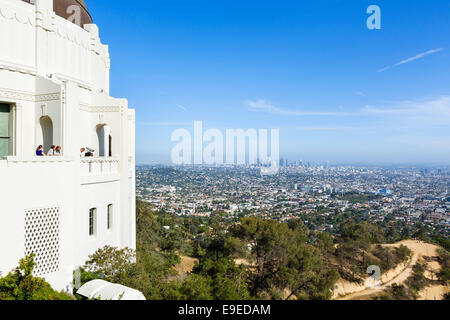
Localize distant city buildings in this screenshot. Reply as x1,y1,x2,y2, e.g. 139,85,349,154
135,165,449,237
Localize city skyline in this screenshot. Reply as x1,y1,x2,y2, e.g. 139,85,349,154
88,0,450,164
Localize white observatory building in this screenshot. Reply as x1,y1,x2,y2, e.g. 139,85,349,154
0,0,136,292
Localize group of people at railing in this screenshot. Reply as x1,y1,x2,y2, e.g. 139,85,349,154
80,147,95,157
36,145,62,157
34,146,110,158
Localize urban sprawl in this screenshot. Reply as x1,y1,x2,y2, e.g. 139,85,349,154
136,164,450,237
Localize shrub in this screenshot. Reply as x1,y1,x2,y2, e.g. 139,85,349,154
0,254,72,300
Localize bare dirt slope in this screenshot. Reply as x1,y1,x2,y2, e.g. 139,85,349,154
336,240,444,300
173,256,199,280
419,285,448,300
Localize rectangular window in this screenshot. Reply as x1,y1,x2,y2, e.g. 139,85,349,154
107,204,113,230
0,104,10,158
89,208,97,236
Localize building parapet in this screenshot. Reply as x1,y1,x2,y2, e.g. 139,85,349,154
5,156,75,164
80,157,119,176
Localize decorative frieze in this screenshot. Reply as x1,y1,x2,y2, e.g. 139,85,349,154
0,89,34,101
0,88,60,102
0,6,36,27
79,105,123,113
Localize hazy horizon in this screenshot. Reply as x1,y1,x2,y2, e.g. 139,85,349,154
136,153,450,167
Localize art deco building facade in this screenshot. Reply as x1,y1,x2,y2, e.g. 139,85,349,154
0,0,136,291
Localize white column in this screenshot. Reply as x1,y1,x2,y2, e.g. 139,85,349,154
35,0,55,77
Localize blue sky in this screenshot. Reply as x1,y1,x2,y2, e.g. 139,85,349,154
87,0,450,165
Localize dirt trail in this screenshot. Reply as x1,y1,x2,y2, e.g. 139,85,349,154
336,240,441,300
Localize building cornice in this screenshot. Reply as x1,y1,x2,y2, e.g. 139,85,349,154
0,88,60,102
0,60,37,76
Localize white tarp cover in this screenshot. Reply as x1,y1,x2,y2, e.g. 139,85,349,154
77,279,146,300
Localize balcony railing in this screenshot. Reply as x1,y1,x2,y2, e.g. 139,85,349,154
4,156,74,164
80,157,119,175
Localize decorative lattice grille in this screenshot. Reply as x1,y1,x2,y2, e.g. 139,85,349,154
24,207,60,276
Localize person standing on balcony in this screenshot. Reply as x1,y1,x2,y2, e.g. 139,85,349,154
36,145,45,157
85,147,94,157
48,145,56,156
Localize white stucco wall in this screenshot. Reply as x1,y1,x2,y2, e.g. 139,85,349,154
0,0,136,292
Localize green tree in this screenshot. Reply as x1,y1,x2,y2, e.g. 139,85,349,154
168,274,213,300
0,254,72,300
224,237,249,259
405,263,428,295
231,218,336,299
193,258,250,300
83,246,136,283
437,249,450,285
314,232,335,253
340,220,385,249
81,244,180,300
383,284,412,300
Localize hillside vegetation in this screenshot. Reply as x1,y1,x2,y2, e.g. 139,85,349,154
77,201,448,300
2,200,447,300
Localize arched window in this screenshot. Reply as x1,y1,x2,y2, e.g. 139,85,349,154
38,116,53,153
96,124,112,157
